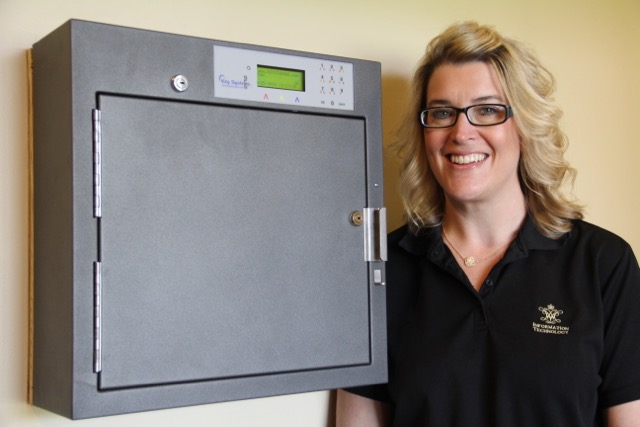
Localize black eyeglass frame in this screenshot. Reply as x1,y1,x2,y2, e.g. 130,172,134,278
419,104,513,128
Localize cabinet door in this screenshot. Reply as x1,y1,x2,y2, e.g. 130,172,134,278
97,94,371,390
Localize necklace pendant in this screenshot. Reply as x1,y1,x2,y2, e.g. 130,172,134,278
464,256,477,268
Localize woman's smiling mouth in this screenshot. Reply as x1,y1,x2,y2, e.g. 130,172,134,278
448,153,488,165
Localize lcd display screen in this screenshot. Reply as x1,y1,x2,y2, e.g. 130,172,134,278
257,65,305,92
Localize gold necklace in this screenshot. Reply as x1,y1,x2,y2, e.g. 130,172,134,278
442,229,506,268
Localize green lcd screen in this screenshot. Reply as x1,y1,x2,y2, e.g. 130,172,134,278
257,65,305,92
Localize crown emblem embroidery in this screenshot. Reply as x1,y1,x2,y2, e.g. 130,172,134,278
532,304,570,335
539,304,563,324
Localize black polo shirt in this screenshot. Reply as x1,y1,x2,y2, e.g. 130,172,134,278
348,217,640,426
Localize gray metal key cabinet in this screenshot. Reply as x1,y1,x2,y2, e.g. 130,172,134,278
30,20,387,419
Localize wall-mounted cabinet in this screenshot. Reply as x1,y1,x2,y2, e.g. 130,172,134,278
30,20,386,419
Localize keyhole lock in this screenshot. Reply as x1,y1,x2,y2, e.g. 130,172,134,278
350,211,363,226
171,74,189,92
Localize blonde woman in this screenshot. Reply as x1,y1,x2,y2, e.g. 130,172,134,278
337,21,640,427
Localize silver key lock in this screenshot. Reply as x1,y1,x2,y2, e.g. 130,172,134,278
171,75,189,92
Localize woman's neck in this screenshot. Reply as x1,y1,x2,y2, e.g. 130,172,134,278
441,192,527,292
442,191,528,246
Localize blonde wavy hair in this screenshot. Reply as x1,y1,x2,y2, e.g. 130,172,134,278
397,21,583,238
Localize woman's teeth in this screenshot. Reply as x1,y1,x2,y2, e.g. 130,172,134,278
449,154,487,165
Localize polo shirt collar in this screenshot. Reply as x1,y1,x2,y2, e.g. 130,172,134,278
398,215,568,260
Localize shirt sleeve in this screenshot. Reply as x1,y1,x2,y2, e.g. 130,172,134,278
598,238,640,407
343,383,392,403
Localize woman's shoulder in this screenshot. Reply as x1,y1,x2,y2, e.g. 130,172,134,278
385,224,428,298
387,224,438,257
567,219,638,274
386,225,422,276
569,219,634,252
388,224,410,245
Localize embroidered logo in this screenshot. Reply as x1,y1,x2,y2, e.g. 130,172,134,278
539,304,563,324
532,304,570,335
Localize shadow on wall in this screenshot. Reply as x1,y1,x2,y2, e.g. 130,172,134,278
382,73,412,231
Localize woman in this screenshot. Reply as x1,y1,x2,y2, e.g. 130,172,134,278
336,21,640,426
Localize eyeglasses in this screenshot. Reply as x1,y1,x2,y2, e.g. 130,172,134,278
419,104,513,128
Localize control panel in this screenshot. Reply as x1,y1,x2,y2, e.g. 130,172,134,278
213,45,355,110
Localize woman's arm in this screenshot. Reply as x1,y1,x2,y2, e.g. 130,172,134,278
606,400,640,427
335,389,391,427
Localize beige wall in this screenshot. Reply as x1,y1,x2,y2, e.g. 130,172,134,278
1,0,638,425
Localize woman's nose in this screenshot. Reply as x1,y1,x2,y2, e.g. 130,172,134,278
450,111,477,142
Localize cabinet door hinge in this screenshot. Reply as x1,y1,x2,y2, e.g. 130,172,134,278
92,109,102,218
364,207,387,262
93,261,102,373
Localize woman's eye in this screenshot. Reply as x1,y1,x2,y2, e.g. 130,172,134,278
476,106,500,116
432,109,452,119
